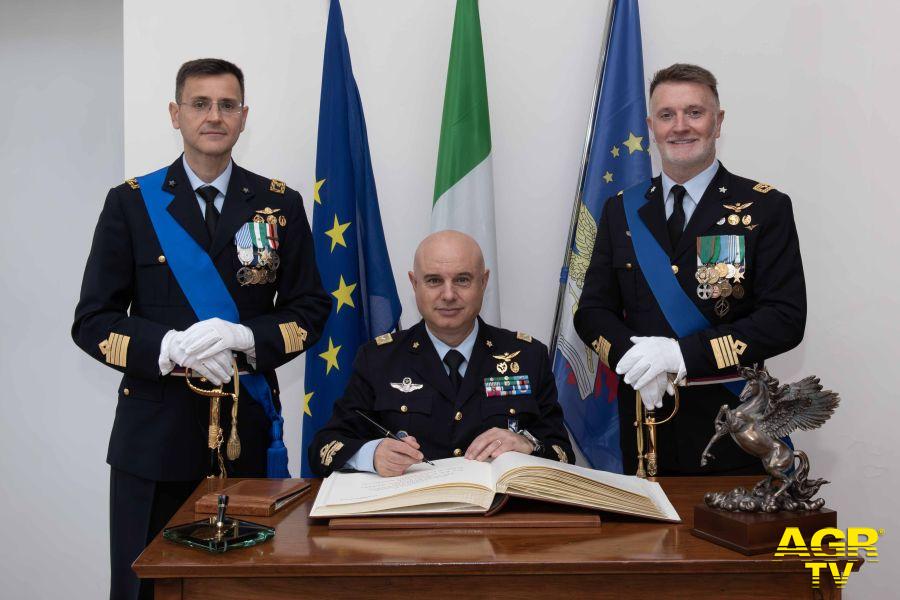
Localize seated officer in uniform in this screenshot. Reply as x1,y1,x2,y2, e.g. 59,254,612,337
72,58,331,599
310,230,574,477
575,63,806,476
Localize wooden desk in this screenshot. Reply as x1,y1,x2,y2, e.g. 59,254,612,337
134,476,857,599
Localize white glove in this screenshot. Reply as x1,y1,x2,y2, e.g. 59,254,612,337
159,330,234,385
178,317,255,361
615,336,686,392
635,370,676,410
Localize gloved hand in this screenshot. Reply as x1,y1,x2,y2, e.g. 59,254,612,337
615,336,686,392
159,330,233,385
178,317,255,361
634,370,676,410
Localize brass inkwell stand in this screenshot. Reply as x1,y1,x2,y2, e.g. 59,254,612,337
162,362,275,553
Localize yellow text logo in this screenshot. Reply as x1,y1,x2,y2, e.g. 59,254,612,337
774,527,881,588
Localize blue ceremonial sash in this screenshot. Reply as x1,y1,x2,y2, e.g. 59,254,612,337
136,166,289,477
622,181,744,397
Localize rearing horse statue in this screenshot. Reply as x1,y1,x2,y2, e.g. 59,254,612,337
700,366,839,512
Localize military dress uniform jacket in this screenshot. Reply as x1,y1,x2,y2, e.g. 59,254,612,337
72,156,331,481
309,318,575,476
574,164,806,474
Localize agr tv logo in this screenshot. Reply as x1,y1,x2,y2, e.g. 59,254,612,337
774,527,881,588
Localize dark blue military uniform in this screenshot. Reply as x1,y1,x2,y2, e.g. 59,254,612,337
575,164,806,475
309,318,574,476
72,156,330,599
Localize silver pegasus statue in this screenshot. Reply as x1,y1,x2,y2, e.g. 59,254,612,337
700,366,840,512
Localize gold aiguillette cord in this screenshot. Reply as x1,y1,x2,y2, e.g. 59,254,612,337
185,358,241,478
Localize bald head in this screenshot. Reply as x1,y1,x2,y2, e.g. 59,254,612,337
413,230,485,276
409,230,489,346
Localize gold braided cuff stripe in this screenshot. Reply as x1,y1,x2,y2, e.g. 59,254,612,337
710,335,747,369
279,322,308,354
99,333,130,368
592,336,612,368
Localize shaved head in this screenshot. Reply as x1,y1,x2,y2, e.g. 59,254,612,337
409,230,489,346
413,230,485,276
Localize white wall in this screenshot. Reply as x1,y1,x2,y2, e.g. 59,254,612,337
1,0,894,597
0,0,123,597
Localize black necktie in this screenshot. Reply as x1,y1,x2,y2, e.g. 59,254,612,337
443,349,465,395
197,185,220,239
668,184,687,249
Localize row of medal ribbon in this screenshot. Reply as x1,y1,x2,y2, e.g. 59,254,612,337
695,235,746,317
235,221,280,286
483,375,531,397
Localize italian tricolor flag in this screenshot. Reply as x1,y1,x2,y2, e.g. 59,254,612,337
432,0,500,325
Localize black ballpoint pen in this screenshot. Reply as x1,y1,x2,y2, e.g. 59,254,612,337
354,409,435,466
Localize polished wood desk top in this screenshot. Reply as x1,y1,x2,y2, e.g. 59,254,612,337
134,476,832,580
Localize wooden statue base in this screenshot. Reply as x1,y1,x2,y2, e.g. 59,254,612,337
691,504,836,555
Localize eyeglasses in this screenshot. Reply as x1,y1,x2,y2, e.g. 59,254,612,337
179,99,244,116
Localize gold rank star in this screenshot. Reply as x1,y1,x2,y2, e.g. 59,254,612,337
332,275,357,313
303,391,314,417
319,338,342,375
603,171,614,184
610,145,620,158
313,179,325,204
623,132,644,154
325,215,351,252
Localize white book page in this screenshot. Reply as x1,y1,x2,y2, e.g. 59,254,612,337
313,457,493,509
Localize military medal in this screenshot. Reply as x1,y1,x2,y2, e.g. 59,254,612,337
278,215,287,227
266,222,280,251
496,362,508,374
726,263,737,279
237,267,253,286
234,224,255,272
728,214,740,226
697,284,712,300
717,217,726,226
695,267,709,283
253,214,265,223
711,284,722,299
733,265,745,283
707,269,720,285
715,298,730,317
266,269,277,283
732,283,745,299
719,280,733,298
266,214,277,225
742,214,752,226
715,262,729,278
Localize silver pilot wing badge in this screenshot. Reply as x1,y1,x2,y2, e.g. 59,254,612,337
390,377,424,393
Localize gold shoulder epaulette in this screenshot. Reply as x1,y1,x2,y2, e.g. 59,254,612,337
375,333,393,346
516,332,533,343
752,182,774,194
269,179,286,194
125,178,140,190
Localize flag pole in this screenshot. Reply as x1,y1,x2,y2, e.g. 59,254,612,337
549,0,618,358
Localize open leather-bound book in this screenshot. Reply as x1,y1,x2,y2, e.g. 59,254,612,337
310,452,680,522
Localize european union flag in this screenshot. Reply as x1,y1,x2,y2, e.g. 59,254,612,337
551,0,651,473
301,0,402,477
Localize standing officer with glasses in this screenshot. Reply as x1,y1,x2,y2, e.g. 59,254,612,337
72,58,330,600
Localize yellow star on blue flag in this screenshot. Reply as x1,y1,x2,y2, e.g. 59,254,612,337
302,0,402,477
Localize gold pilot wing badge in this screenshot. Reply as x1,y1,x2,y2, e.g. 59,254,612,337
390,377,424,393
723,202,753,213
493,351,522,374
